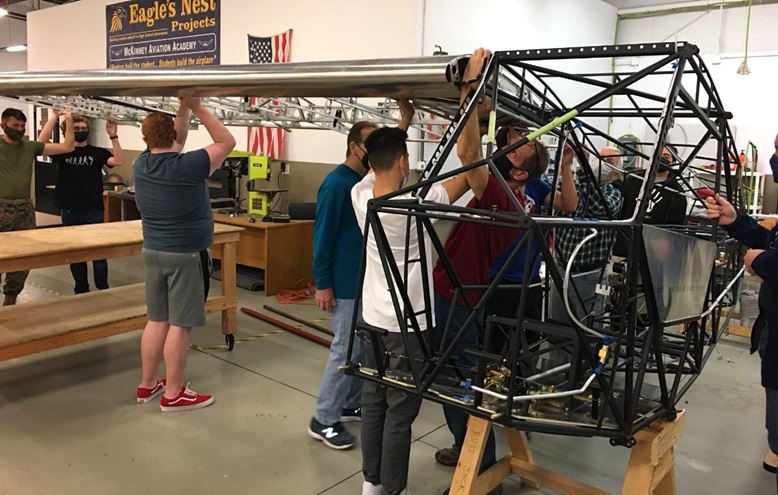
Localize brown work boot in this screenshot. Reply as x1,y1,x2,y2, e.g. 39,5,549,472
2,294,17,306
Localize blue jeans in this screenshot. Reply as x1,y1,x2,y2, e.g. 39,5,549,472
431,292,496,471
314,298,364,425
61,208,108,294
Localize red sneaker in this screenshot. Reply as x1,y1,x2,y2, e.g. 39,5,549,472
136,378,166,403
160,385,214,412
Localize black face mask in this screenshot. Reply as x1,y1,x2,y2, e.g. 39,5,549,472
358,145,370,170
74,131,89,143
2,126,24,143
658,156,672,173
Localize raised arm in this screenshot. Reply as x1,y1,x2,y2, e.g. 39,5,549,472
172,98,192,152
547,143,578,212
182,96,236,174
455,48,490,201
397,99,414,132
42,110,75,156
37,109,62,143
105,121,124,167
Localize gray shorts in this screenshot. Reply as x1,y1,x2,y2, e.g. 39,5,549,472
142,248,212,328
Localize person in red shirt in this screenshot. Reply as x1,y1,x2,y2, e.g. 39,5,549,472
431,103,577,488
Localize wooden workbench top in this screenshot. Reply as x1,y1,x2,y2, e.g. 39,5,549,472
213,213,314,229
0,220,243,263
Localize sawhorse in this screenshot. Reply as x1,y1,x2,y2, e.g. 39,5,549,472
448,410,686,495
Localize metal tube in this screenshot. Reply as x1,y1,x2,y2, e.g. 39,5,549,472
0,57,460,98
262,304,334,336
470,373,597,402
241,307,331,348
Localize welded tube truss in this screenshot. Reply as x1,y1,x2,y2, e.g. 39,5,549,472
346,41,745,446
8,94,454,141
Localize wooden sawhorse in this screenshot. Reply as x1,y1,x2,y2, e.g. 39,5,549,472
449,410,686,495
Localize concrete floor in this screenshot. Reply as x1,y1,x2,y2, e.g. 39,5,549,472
0,256,775,495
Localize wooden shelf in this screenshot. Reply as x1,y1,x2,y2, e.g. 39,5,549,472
0,283,236,361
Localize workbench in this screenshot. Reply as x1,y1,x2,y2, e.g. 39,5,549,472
0,220,243,361
103,190,141,222
211,213,314,296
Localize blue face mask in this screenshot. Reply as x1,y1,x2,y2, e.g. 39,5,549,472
770,155,778,183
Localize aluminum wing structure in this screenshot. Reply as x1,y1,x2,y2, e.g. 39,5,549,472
341,42,745,446
0,57,468,141
0,45,745,444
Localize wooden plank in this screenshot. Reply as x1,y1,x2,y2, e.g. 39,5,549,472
623,412,685,495
505,429,539,489
653,464,676,495
0,221,243,273
726,324,751,338
634,411,686,466
220,241,238,335
471,457,511,495
0,284,236,361
213,213,313,230
0,284,148,346
449,416,492,495
650,450,675,492
622,439,654,495
510,458,609,495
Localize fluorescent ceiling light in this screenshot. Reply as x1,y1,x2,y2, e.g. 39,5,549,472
0,8,7,17
6,45,27,52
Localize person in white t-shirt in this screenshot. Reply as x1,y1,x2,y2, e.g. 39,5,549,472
351,47,491,495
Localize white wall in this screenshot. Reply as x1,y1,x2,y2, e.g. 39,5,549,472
423,0,617,115
421,0,618,203
0,17,32,136
26,0,421,162
616,3,778,172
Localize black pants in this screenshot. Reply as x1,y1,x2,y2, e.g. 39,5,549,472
485,282,543,357
61,208,108,294
362,331,425,495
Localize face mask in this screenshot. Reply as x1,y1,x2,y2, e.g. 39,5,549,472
770,155,778,183
2,126,24,143
658,156,672,173
354,144,370,170
589,157,605,183
74,131,89,143
401,166,410,188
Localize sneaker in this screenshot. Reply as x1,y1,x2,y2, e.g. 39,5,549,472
361,481,382,495
341,406,362,423
307,418,355,450
136,378,166,403
160,385,214,412
435,444,460,467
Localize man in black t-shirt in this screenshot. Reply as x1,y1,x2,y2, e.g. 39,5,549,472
613,146,686,257
39,112,125,293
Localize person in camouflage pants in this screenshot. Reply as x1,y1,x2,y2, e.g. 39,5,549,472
1,107,75,306
0,200,35,304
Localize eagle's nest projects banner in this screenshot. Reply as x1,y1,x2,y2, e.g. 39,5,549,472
106,0,220,69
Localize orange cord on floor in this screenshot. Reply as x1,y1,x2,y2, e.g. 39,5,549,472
275,279,317,304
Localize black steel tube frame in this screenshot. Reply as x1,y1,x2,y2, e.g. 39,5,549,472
344,42,745,445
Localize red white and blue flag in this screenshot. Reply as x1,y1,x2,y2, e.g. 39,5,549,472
247,30,292,158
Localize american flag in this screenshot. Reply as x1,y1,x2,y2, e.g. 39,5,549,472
247,30,292,159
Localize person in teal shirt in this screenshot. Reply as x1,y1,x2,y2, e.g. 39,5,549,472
308,102,413,451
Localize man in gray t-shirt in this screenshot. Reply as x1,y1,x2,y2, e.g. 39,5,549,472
133,97,236,412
